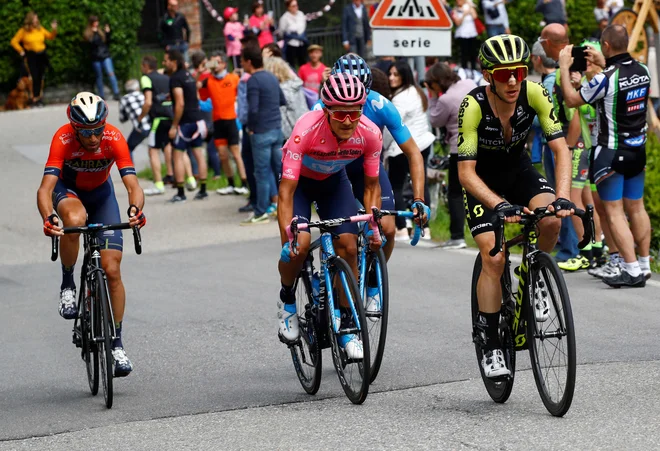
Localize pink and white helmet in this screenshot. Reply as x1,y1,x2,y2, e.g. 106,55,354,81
321,73,367,107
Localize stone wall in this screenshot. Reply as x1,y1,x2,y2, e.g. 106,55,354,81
180,0,203,51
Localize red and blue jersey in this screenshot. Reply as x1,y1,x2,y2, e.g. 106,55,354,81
44,123,136,191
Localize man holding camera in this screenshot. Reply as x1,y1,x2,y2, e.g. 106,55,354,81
558,24,652,287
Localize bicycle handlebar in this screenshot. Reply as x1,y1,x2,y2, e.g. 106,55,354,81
489,204,594,257
358,207,424,246
50,222,142,262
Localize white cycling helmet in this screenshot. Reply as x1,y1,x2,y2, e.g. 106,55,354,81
67,92,108,129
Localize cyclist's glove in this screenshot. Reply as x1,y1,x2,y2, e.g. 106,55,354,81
411,200,431,223
43,214,59,236
494,202,523,219
551,197,575,213
127,205,147,228
280,242,299,263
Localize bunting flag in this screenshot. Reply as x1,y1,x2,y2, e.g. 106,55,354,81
201,0,337,23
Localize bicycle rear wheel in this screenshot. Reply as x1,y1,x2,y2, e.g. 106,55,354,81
289,267,322,395
363,249,388,384
528,252,576,417
328,257,370,404
96,277,114,409
80,281,99,396
471,254,515,403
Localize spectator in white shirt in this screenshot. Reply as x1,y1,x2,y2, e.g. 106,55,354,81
119,79,151,155
278,0,308,68
451,0,479,74
482,0,510,37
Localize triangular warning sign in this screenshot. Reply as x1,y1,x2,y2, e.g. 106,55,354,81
370,0,452,29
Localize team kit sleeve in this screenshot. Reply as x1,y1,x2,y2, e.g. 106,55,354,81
44,131,66,177
362,127,382,177
579,72,608,105
377,95,413,145
140,75,152,92
280,122,307,182
529,81,564,142
457,95,481,161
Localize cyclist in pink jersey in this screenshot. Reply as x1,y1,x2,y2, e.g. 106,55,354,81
276,73,382,358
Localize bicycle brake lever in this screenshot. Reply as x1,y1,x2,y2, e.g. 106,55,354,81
51,235,59,262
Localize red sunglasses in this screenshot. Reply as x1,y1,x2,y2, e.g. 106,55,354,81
328,109,362,123
487,65,528,84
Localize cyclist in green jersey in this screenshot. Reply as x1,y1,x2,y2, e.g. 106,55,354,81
458,34,575,378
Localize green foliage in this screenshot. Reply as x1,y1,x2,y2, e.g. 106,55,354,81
0,0,145,91
644,133,660,268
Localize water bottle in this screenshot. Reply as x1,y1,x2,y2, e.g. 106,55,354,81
312,272,320,302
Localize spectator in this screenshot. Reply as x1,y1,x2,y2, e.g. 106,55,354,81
83,16,120,101
385,61,435,240
262,42,283,59
265,56,309,140
163,49,208,203
535,0,567,27
451,0,479,75
539,24,580,263
10,11,57,107
426,62,477,249
342,0,372,57
249,1,275,49
242,46,286,225
119,79,151,156
530,40,557,164
190,50,222,182
481,0,510,37
278,0,308,68
559,25,652,286
607,0,623,17
591,18,609,40
370,67,392,99
594,0,609,23
374,56,397,74
137,55,176,196
159,0,191,63
223,7,244,70
200,51,249,196
298,44,326,93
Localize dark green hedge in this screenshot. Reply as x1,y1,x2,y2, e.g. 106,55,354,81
0,0,144,92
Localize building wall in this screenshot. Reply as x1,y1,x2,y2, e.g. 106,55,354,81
179,0,203,51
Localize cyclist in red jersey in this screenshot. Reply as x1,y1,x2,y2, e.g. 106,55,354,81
277,73,382,359
37,92,146,377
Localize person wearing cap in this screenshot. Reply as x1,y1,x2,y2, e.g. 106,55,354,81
530,39,558,164
297,44,326,93
224,7,244,70
278,0,308,68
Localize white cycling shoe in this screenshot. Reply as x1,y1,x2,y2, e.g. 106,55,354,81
59,288,78,320
482,349,511,378
340,334,364,360
534,279,550,322
277,301,299,343
365,287,381,322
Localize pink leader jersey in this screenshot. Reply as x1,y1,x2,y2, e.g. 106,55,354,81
223,21,244,57
282,110,382,181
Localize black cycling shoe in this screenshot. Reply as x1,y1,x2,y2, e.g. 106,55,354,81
602,270,646,288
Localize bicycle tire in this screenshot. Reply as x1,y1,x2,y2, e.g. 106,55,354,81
527,252,576,417
81,279,99,396
471,254,515,403
290,267,322,395
96,277,114,409
327,257,370,404
364,248,388,384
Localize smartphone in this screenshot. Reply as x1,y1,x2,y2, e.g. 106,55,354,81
570,46,588,72
206,60,218,69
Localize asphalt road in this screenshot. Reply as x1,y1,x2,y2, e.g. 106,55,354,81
2,105,660,450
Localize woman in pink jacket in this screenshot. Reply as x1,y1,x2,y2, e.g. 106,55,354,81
248,1,274,48
223,7,244,69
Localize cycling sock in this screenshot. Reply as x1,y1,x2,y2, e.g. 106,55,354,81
638,255,650,271
579,244,592,261
200,182,207,194
177,184,185,197
592,241,603,259
227,177,235,188
280,284,295,304
621,261,642,277
478,311,500,351
61,264,75,290
241,178,248,188
113,321,123,349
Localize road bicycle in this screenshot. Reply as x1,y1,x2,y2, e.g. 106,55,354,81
471,205,594,417
356,207,422,383
50,221,142,409
282,211,382,404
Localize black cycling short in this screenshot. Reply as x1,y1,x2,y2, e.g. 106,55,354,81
213,119,240,146
148,118,172,150
464,159,556,237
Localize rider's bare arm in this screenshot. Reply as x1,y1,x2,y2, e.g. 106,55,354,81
277,178,298,245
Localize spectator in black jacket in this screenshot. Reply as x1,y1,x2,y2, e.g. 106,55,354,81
83,15,119,100
159,0,191,64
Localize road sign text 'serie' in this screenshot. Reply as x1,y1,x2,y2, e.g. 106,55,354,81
370,0,452,56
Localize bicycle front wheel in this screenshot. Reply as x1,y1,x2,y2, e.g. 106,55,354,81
328,257,370,404
471,254,515,403
96,277,114,409
363,248,388,384
80,284,99,396
527,252,576,417
290,267,322,395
